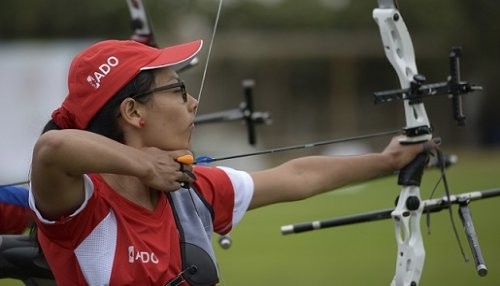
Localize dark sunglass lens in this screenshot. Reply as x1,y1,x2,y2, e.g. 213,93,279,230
181,84,187,102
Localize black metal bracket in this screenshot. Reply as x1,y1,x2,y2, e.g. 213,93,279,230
194,79,272,145
373,47,482,126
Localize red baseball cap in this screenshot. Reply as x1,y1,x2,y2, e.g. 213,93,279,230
52,39,203,129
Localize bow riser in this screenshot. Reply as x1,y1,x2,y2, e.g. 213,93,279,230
391,186,425,286
373,8,432,143
374,6,430,286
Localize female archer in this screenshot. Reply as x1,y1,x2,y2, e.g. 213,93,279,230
29,38,437,285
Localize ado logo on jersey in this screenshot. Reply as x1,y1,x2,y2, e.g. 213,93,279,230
128,245,159,264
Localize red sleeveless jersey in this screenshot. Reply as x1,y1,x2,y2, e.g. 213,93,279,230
30,166,253,285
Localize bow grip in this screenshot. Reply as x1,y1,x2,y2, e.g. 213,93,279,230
398,149,429,187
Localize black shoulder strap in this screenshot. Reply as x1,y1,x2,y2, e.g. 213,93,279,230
167,188,219,286
0,234,55,285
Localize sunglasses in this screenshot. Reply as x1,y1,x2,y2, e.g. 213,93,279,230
131,81,187,102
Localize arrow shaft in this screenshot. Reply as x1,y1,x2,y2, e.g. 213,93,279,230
198,129,400,163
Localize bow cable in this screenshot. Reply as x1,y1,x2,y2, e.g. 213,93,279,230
434,150,469,261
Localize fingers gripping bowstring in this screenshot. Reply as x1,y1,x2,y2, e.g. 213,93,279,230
196,0,224,114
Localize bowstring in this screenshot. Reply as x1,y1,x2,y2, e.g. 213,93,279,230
193,1,229,285
196,0,224,114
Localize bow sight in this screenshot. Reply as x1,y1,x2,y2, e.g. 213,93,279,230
373,47,482,130
194,79,272,146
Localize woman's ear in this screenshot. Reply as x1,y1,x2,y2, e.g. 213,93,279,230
119,98,144,128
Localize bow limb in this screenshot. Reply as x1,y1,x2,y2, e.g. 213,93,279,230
125,0,157,47
373,2,430,285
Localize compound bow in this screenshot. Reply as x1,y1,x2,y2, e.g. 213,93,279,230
372,2,481,284
282,1,484,285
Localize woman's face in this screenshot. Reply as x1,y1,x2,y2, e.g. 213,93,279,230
141,68,198,150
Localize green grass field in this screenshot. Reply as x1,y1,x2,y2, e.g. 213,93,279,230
1,148,499,285
212,149,500,286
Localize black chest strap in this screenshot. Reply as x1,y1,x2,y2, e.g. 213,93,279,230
167,188,219,286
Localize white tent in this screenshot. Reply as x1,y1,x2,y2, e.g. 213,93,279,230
0,41,90,185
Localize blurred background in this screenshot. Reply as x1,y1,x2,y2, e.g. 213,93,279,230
0,0,499,285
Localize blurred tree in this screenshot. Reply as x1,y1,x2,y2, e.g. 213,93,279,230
0,0,474,39
0,0,497,146
0,0,128,39
464,1,500,145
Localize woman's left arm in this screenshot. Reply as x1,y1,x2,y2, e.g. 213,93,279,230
248,136,436,210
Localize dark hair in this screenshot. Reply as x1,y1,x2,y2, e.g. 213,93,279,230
41,70,156,143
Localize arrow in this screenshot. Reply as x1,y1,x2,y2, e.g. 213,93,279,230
193,129,400,164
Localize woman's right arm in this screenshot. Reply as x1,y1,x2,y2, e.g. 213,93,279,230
30,129,188,220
